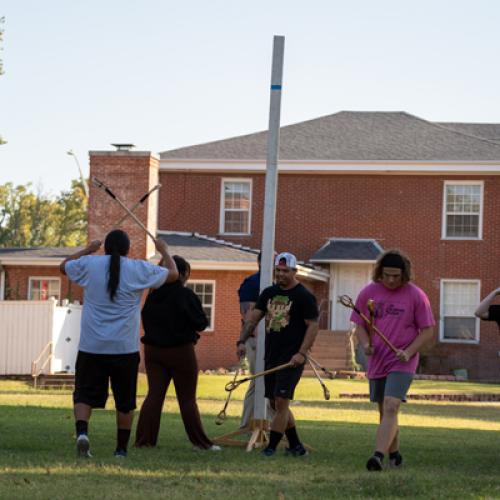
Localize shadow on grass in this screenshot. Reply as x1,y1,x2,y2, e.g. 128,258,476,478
1,404,500,499
290,399,500,423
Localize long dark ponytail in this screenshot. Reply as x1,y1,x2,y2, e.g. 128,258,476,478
104,229,130,301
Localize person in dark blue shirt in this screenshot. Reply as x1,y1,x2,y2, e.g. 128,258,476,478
236,252,262,428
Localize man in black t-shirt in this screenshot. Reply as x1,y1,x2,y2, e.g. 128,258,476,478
475,286,500,329
237,252,319,457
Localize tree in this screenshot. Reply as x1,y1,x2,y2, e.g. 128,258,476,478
53,179,88,246
0,180,87,247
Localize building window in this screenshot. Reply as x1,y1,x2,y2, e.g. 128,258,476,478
220,179,252,235
28,277,61,302
440,280,480,344
442,181,483,239
186,280,215,331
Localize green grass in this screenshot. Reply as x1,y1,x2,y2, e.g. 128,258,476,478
0,376,499,499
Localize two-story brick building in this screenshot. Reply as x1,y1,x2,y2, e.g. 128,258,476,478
2,111,500,378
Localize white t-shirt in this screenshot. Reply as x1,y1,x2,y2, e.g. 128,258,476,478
65,255,168,354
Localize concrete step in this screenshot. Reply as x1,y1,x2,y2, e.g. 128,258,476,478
33,373,75,389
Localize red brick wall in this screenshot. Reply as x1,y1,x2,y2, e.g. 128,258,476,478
89,152,159,260
192,269,247,369
3,266,83,304
158,171,500,379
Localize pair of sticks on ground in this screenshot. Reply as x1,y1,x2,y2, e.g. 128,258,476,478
215,355,334,425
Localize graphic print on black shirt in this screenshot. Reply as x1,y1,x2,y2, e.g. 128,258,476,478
255,283,318,363
266,294,292,331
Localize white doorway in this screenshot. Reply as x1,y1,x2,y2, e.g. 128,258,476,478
330,263,373,331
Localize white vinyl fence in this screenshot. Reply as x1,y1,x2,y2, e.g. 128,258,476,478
0,300,81,375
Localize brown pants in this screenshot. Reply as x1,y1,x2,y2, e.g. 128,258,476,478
135,343,212,449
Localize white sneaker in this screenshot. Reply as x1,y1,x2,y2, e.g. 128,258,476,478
76,434,91,458
192,444,222,452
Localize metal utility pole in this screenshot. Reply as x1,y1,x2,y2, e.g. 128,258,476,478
252,34,285,425
67,150,90,198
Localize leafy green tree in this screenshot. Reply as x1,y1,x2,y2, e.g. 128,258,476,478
53,179,88,246
0,180,87,247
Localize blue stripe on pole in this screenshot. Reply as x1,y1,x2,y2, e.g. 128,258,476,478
271,84,282,90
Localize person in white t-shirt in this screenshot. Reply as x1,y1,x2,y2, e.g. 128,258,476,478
60,229,178,458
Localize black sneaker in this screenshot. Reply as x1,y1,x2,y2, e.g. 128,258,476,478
261,447,276,457
389,453,403,468
285,444,308,457
114,448,127,458
76,434,91,458
366,455,383,471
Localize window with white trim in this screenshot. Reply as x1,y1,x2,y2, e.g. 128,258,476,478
440,280,480,343
442,182,483,239
220,179,252,234
186,280,215,331
28,277,61,302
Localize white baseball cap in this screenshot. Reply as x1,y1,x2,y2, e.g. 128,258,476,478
275,252,298,269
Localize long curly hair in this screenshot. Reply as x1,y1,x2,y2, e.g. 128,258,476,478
372,249,412,284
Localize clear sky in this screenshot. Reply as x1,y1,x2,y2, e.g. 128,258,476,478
1,0,499,195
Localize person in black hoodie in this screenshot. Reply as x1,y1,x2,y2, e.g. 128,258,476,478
135,255,218,450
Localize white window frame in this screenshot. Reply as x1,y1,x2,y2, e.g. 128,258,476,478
439,279,480,344
28,276,61,302
219,178,252,235
441,180,483,240
186,279,216,332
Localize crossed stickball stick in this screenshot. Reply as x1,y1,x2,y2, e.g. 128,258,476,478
337,295,398,354
91,177,159,243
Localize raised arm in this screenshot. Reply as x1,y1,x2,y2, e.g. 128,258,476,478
155,239,179,284
59,240,101,275
475,287,500,319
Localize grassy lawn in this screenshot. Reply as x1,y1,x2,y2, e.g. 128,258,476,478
0,376,499,499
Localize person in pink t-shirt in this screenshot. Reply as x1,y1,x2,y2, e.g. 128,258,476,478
350,249,435,471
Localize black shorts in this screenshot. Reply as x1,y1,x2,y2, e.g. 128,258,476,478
264,361,304,400
73,351,140,413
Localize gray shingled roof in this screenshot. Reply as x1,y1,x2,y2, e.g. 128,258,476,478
436,122,500,142
158,233,259,263
160,111,500,162
0,237,258,264
310,239,383,262
0,247,84,259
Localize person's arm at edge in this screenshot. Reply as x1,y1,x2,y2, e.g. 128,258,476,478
475,287,500,319
236,308,264,358
59,240,101,275
155,239,179,284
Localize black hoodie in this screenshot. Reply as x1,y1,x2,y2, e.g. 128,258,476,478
141,281,209,348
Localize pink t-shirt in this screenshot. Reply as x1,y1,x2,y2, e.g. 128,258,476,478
350,281,435,379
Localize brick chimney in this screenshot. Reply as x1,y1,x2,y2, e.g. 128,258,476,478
88,145,160,260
